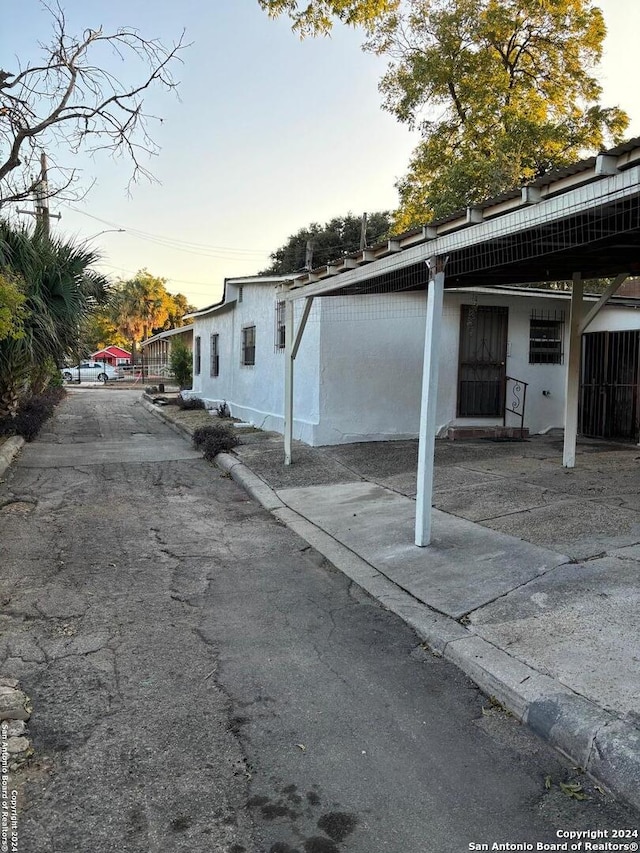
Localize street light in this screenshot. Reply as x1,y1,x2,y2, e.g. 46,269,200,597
84,228,126,241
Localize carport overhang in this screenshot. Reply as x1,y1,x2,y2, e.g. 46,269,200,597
281,139,640,546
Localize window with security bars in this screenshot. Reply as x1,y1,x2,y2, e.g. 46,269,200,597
210,333,219,377
529,310,565,364
275,301,286,350
241,325,256,366
194,336,201,375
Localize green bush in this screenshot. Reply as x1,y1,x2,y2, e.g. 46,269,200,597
192,423,240,461
170,339,193,390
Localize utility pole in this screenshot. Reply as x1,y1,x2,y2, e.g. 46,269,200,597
17,151,61,236
305,239,314,271
360,212,368,250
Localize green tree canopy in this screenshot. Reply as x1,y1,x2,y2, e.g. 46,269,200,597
263,211,392,274
107,270,195,360
257,0,398,35
365,0,629,229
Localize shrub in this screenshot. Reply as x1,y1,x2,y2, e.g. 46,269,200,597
177,394,205,410
0,388,65,442
192,423,240,461
170,339,193,390
215,400,231,418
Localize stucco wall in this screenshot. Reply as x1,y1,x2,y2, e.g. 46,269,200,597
584,304,640,333
314,290,577,444
191,285,640,447
315,294,426,445
190,284,321,443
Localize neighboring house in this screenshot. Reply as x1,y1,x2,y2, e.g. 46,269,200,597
91,345,131,366
186,276,640,445
140,325,194,377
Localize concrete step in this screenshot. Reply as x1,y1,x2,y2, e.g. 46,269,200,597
446,426,529,441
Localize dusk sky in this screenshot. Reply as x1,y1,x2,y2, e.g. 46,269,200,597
6,0,640,309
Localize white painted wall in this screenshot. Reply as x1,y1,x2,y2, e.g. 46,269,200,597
315,294,426,445
313,290,573,444
190,284,640,447
191,283,321,443
584,304,640,333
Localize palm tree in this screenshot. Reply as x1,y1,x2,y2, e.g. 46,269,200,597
110,270,169,372
0,221,110,416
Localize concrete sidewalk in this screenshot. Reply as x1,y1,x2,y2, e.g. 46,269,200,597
142,396,640,812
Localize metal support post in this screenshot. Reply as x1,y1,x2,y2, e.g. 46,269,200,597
415,259,445,546
563,273,583,468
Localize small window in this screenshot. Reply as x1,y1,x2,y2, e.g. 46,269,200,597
210,333,219,377
237,285,243,303
242,325,256,366
194,336,201,375
529,310,564,364
275,301,286,350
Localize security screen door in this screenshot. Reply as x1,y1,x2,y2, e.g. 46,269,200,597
457,305,508,417
581,330,640,441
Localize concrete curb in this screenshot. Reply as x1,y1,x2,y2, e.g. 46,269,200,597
140,396,194,442
0,436,25,479
142,396,640,811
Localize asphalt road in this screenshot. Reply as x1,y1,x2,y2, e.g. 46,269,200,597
0,389,637,852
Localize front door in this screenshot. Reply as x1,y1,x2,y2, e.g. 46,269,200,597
457,305,508,417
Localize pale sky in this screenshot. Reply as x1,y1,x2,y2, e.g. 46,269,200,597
5,0,640,309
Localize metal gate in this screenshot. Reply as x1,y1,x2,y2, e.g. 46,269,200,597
580,330,640,441
458,305,508,417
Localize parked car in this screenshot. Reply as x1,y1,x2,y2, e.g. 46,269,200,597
61,362,121,383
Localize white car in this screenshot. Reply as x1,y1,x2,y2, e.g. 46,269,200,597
61,362,121,383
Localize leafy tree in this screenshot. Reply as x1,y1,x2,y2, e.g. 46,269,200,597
0,5,187,207
263,211,392,274
0,221,110,415
257,0,398,35
0,271,27,342
364,0,629,228
170,338,193,390
162,292,196,330
80,311,129,354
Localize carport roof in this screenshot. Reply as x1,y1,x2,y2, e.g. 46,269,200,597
285,138,640,299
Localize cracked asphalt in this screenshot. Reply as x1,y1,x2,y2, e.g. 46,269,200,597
0,389,637,852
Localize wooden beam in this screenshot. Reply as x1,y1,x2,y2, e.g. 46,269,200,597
580,273,629,334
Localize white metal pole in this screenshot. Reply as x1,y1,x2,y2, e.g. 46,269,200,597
284,299,295,466
415,260,445,546
563,272,583,468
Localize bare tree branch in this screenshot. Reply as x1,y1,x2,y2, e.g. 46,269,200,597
0,2,189,208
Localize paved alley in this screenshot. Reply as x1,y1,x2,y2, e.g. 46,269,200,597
0,390,637,852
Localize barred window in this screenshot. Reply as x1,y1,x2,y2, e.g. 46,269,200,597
210,333,219,377
194,336,201,375
241,325,256,366
529,310,564,364
275,301,286,350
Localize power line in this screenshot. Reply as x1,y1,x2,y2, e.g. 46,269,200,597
63,205,271,257
97,261,223,290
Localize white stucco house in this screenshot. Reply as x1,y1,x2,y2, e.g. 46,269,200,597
185,274,640,446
